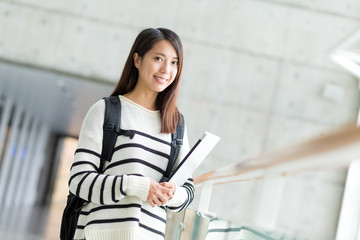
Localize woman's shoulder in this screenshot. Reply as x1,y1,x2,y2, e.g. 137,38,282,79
89,98,106,111
83,98,106,122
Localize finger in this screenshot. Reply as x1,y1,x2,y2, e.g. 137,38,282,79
160,182,176,194
157,193,169,204
158,185,173,198
159,184,172,193
154,182,172,195
148,199,155,207
153,186,171,200
158,198,165,205
159,182,171,187
148,196,162,205
153,198,162,207
159,182,175,192
170,181,176,190
149,193,167,205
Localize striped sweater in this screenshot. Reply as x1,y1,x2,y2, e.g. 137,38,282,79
69,95,194,240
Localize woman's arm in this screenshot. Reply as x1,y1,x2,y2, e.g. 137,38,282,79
68,99,150,204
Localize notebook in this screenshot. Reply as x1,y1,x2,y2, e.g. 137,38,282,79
169,131,220,185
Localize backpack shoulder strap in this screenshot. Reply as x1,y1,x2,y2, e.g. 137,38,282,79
160,114,185,182
100,96,121,172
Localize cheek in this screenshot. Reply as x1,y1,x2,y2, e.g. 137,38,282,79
141,61,155,73
168,77,176,87
171,68,178,79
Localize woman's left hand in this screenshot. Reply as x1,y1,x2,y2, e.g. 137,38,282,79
159,181,176,200
147,180,175,207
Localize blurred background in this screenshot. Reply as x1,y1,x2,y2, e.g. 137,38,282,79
1,0,360,239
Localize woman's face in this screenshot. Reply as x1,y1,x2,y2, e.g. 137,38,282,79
134,39,179,95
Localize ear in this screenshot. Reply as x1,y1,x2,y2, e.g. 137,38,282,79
133,53,141,69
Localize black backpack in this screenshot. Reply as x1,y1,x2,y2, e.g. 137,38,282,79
60,96,185,240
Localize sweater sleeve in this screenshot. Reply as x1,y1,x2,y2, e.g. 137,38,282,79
68,99,150,205
165,125,195,212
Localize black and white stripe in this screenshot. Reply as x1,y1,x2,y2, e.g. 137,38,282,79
70,96,194,240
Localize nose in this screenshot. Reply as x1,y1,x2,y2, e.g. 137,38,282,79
160,61,170,74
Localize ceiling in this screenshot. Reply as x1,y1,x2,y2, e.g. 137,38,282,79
0,61,115,136
0,0,359,150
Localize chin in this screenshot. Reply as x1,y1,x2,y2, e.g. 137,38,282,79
154,86,169,93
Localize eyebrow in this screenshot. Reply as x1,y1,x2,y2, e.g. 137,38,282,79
154,52,178,59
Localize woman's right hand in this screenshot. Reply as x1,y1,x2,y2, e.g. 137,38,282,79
146,179,173,207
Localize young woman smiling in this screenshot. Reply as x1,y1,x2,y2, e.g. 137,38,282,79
68,28,194,240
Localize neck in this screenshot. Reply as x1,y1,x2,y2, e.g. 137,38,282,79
123,89,158,111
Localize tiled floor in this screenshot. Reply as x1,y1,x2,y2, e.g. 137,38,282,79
0,137,78,240
0,204,63,240
0,230,51,240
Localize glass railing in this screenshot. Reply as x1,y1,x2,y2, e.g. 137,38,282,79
165,123,360,240
166,209,308,240
206,218,308,240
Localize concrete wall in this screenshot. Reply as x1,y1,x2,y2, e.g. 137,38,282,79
1,0,360,239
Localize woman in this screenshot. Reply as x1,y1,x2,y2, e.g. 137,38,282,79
69,28,194,240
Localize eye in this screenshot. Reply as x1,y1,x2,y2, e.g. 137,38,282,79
172,61,179,65
155,56,163,61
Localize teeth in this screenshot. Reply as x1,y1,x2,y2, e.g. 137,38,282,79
155,76,167,83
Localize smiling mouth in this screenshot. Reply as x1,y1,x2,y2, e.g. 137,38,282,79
154,75,169,84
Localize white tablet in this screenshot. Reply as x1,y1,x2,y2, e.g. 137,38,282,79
169,131,220,185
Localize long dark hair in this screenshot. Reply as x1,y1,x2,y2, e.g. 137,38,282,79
111,28,184,134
